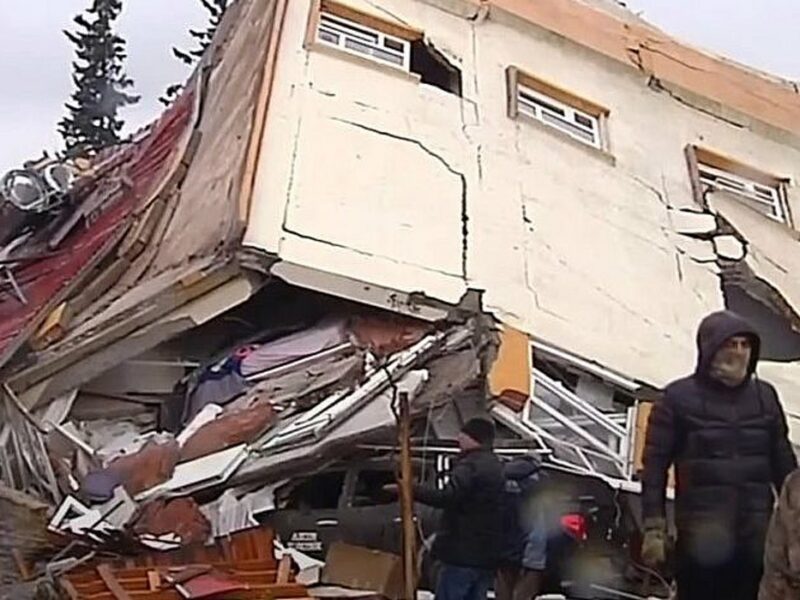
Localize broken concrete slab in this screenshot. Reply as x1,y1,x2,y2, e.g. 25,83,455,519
713,234,747,261
758,361,800,445
709,191,800,321
669,209,718,236
674,235,717,263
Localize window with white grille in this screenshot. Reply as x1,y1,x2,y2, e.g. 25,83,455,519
699,163,786,222
317,11,411,70
517,84,602,149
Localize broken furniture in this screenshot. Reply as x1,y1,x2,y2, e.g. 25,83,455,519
59,526,310,600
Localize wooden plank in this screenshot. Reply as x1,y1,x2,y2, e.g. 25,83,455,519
69,563,277,584
276,556,292,584
147,572,160,592
60,577,81,600
67,257,132,317
11,548,33,580
320,0,423,40
119,197,169,262
237,0,289,225
78,583,308,600
31,303,72,351
97,564,134,600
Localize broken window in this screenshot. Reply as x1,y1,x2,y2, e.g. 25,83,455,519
350,469,396,507
410,40,462,96
687,146,791,224
283,470,345,510
507,67,609,150
310,1,462,96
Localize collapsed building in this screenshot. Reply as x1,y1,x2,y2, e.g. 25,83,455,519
1,0,800,595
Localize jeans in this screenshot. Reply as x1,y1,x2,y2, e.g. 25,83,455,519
435,564,494,600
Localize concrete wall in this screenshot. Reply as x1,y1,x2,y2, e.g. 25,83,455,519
244,0,800,394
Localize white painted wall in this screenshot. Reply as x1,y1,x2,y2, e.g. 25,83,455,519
245,0,800,393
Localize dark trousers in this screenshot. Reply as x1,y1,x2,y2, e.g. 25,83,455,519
435,564,494,600
676,540,763,600
495,566,544,600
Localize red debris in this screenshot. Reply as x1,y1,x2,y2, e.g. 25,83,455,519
180,399,277,462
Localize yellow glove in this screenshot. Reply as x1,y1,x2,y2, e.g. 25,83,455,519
641,518,667,567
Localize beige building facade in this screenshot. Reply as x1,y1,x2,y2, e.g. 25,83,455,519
242,0,800,437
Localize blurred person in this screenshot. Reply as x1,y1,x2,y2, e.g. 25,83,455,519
641,311,796,600
759,469,800,599
496,454,547,600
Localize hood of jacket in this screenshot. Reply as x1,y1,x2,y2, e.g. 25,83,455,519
695,310,761,384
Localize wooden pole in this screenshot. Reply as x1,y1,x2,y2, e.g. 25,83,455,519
397,391,417,600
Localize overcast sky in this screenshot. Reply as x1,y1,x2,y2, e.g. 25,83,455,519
0,0,798,173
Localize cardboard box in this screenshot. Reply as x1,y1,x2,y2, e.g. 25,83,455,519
321,543,404,600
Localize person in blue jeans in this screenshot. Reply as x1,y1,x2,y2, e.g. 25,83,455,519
414,418,506,600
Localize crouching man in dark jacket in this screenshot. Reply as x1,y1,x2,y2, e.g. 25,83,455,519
641,311,796,600
415,418,505,600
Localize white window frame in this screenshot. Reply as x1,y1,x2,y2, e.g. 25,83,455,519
517,84,602,149
316,11,411,71
698,163,787,223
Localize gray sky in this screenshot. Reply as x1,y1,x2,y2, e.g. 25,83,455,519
0,0,798,173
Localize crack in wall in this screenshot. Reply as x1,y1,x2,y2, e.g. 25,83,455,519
639,41,708,73
280,115,304,233
330,118,470,280
363,1,413,27
630,173,669,208
647,77,747,129
281,226,466,280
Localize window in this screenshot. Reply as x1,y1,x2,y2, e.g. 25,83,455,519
507,67,609,152
518,85,601,148
699,164,785,221
284,471,346,510
317,11,411,70
308,1,462,96
687,146,790,224
351,469,396,507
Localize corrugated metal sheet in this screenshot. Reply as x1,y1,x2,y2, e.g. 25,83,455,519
5,0,279,394
0,91,196,371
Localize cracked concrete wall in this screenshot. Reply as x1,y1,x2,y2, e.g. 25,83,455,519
244,0,800,393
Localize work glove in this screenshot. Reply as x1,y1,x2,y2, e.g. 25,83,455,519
641,517,667,567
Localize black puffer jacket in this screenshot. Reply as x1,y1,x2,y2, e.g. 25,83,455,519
642,311,797,541
415,448,505,569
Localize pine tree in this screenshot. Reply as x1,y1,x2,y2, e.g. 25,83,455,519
160,0,229,105
58,0,139,157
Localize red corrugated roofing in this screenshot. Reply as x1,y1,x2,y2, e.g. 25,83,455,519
0,91,195,369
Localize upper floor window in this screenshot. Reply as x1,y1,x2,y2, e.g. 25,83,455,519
507,67,610,153
316,11,411,70
687,146,791,224
306,1,462,96
518,85,601,148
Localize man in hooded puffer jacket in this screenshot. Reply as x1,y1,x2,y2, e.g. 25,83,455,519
641,310,796,600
